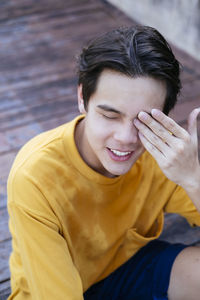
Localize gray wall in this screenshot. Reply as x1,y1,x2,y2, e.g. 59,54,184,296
107,0,200,61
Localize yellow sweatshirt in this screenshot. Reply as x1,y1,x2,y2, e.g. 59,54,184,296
7,115,200,300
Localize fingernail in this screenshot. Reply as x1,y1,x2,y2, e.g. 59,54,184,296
138,111,148,120
133,118,140,126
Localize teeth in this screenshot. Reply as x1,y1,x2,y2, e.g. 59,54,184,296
110,149,131,156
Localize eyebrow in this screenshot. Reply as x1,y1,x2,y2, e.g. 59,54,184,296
97,105,123,115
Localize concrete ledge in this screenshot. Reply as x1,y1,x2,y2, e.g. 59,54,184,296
107,0,200,61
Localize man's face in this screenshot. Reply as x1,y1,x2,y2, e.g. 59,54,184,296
75,70,166,178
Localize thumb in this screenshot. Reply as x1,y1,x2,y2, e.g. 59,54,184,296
188,107,200,141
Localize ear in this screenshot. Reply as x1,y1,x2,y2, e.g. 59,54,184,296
77,84,86,114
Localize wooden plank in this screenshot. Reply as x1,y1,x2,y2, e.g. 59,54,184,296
0,194,7,210
0,3,111,44
172,45,200,72
0,97,77,132
161,214,200,245
0,98,23,112
0,14,116,81
38,111,79,131
0,122,43,153
0,0,92,22
0,279,11,300
0,73,77,109
0,170,8,209
0,74,77,105
0,97,79,152
0,208,10,243
169,99,200,124
0,239,11,283
0,152,17,182
0,106,78,153
181,66,199,83
180,78,200,101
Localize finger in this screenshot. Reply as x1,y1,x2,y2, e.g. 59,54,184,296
134,118,169,153
137,111,175,146
138,132,165,162
150,109,188,139
187,108,200,143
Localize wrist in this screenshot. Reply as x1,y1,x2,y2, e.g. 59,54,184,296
183,168,200,195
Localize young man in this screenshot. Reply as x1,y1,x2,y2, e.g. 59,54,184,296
7,26,200,299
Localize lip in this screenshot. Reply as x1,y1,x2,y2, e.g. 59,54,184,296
107,148,134,162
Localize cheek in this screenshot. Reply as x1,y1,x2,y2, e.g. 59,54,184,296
91,126,111,142
89,116,113,137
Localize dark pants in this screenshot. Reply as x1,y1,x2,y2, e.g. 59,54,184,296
84,240,187,300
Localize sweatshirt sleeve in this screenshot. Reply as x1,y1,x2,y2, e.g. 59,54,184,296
164,185,200,227
8,170,84,300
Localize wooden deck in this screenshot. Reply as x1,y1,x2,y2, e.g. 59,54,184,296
0,0,200,298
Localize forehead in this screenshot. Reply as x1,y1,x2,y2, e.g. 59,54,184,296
90,70,166,114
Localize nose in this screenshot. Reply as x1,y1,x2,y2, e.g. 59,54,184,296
113,122,139,145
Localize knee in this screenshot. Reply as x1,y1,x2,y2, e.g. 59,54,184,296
168,246,200,300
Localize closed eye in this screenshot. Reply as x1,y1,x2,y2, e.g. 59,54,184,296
97,105,121,120
102,114,118,120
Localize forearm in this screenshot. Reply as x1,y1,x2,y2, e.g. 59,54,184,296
183,169,200,213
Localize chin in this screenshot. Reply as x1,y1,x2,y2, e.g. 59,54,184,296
105,165,132,177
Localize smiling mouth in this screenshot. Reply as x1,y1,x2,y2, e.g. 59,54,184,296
109,149,132,157
107,147,134,162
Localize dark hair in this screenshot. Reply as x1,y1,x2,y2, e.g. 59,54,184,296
77,25,181,114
